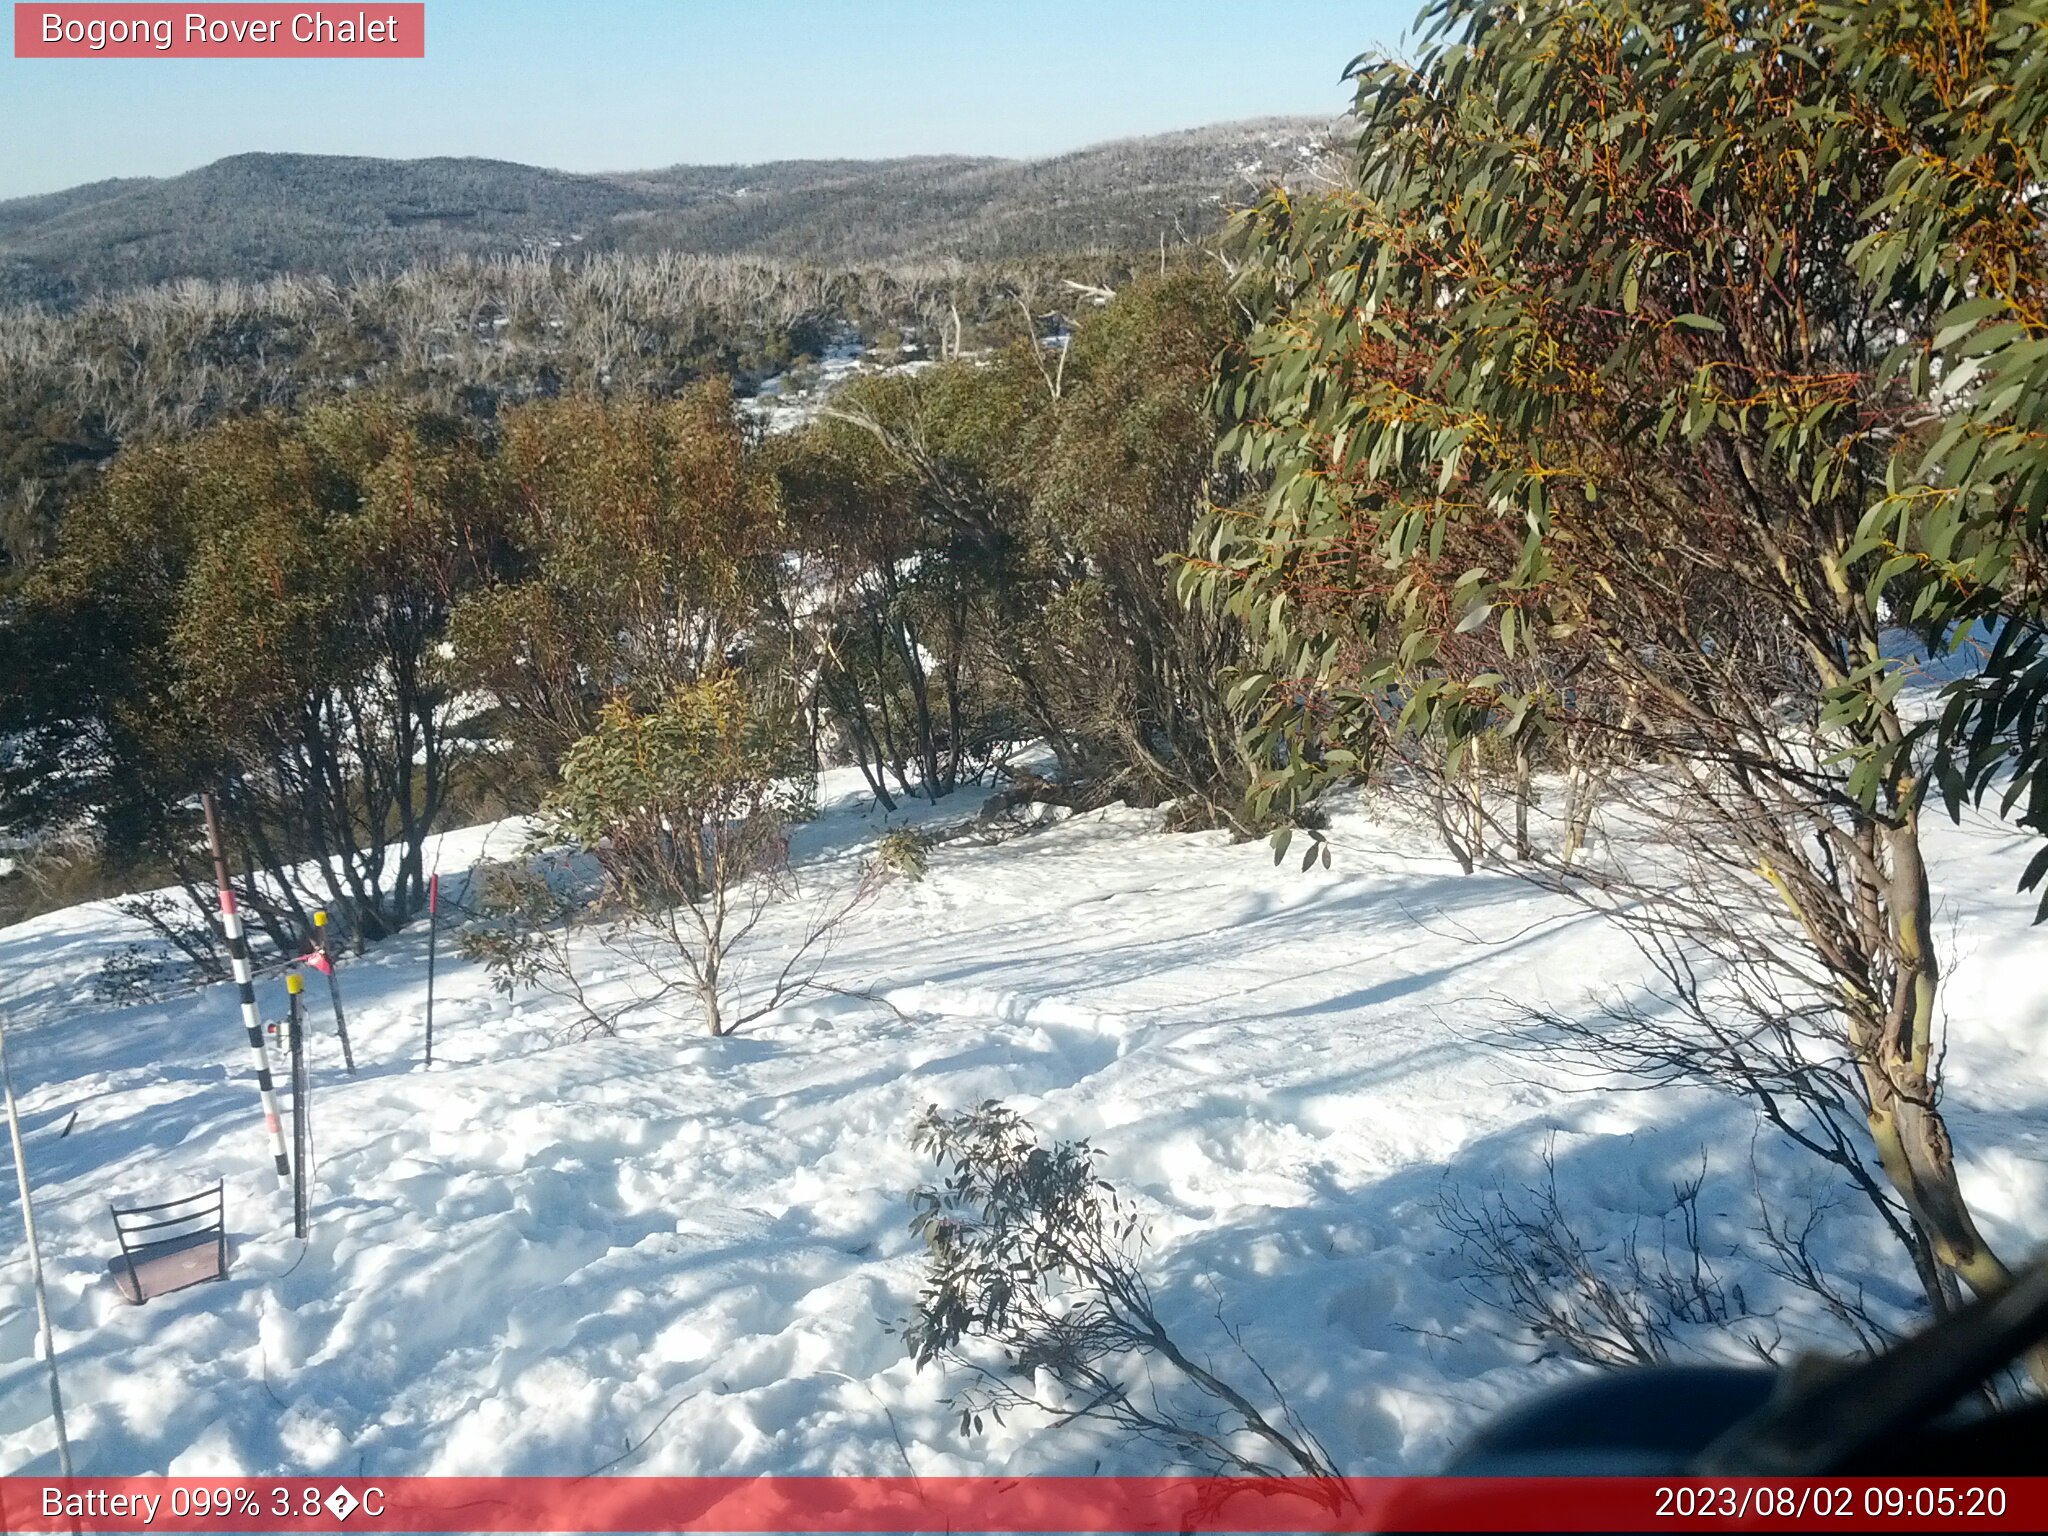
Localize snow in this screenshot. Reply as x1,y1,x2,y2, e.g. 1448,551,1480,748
742,328,947,437
2,768,2046,1478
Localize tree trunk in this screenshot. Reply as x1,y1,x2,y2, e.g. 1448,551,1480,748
1513,733,1533,861
1561,756,1595,866
1858,796,2012,1300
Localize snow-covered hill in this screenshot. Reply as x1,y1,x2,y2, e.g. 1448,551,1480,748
2,770,2045,1477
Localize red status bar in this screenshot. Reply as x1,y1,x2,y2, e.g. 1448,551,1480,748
1,1477,2043,1533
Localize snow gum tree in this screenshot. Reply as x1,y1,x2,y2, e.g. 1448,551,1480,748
768,378,1003,807
449,380,783,781
773,270,1261,824
1183,0,2048,1323
12,399,500,950
1002,271,1263,826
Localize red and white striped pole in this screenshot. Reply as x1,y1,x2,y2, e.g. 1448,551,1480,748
202,792,291,1187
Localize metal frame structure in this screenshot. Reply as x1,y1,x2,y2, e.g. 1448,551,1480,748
107,1180,228,1305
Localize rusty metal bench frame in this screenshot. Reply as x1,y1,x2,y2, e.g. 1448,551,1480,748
107,1180,227,1304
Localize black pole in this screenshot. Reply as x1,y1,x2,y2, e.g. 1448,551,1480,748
424,872,439,1068
286,972,309,1240
311,909,356,1076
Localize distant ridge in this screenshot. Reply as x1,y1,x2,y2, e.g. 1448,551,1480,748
0,118,1342,306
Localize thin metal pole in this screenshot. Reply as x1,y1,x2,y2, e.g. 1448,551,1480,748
202,792,291,1186
286,973,308,1240
310,910,356,1075
0,1015,74,1477
424,872,439,1068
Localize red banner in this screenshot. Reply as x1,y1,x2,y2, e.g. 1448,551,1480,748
13,5,424,58
0,1477,2043,1532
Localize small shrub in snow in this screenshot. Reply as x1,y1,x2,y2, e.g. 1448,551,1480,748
93,890,225,1003
551,677,811,910
547,676,821,1037
875,828,930,883
905,1101,1342,1481
117,890,227,980
459,859,619,1043
92,942,175,1006
465,676,874,1042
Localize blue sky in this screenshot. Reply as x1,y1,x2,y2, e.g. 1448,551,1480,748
0,1,1414,199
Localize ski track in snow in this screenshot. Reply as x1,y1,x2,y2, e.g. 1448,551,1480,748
2,769,2045,1476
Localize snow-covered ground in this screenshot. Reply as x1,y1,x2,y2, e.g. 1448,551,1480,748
741,332,936,436
2,768,2045,1478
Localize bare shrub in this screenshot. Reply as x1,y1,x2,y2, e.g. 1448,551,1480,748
88,888,226,1004
459,840,877,1045
91,943,174,1006
116,889,227,980
1435,1147,1774,1369
458,857,620,1044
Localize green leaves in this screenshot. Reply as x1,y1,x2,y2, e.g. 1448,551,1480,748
1932,296,2014,353
1189,0,2048,916
548,672,808,911
1268,824,1294,866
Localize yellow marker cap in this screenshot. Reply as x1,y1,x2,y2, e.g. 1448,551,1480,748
286,972,304,995
314,909,328,927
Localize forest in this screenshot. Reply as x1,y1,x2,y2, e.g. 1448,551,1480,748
0,246,1155,572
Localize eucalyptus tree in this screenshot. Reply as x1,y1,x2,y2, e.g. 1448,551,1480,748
448,380,785,780
777,270,1259,822
1183,0,2048,1322
13,398,500,949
